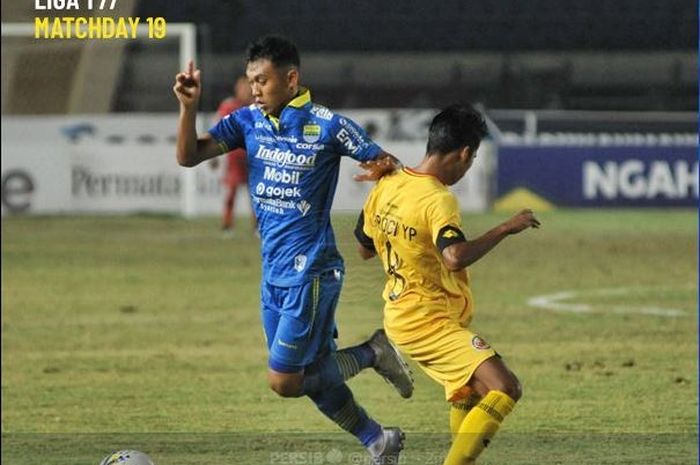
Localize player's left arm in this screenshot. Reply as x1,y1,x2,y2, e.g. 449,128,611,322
353,152,402,182
354,210,377,260
333,115,402,181
440,209,541,271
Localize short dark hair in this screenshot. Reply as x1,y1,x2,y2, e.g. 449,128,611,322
426,104,488,155
246,35,300,68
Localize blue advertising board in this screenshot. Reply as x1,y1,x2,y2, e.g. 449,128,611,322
496,145,698,207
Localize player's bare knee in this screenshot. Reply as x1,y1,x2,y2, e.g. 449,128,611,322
268,377,304,398
498,374,522,402
482,371,522,401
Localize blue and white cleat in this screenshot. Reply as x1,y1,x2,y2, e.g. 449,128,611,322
367,329,414,399
367,427,405,465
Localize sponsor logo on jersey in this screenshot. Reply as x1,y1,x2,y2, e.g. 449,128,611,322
252,196,296,214
471,335,491,351
263,166,301,185
255,145,317,169
303,124,321,143
255,121,273,131
337,118,372,155
337,128,360,155
295,142,325,150
294,254,307,272
255,182,301,199
255,134,275,143
442,230,459,239
297,200,311,216
275,135,298,143
310,105,334,121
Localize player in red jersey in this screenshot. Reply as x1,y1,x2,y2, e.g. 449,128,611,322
214,75,256,234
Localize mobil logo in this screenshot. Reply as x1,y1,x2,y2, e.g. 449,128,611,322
263,166,301,185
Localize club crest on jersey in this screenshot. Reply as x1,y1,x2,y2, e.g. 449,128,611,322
303,124,321,143
294,254,307,272
471,335,491,350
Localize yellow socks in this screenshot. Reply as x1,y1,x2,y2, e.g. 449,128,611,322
443,390,516,465
449,390,482,440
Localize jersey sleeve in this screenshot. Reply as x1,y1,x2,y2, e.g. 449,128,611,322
427,192,467,252
332,114,383,161
208,110,245,153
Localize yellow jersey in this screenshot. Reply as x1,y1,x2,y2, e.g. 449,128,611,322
359,168,474,343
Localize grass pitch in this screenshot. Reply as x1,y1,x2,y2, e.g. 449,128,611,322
2,210,697,464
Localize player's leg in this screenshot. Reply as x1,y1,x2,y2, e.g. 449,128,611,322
443,356,521,465
300,271,404,462
265,271,375,397
308,382,404,462
386,322,511,464
449,386,482,440
222,182,236,231
260,281,307,396
301,272,413,398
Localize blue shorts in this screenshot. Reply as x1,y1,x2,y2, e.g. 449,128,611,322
261,269,343,373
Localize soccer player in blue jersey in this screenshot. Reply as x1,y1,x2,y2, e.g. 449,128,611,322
173,35,411,463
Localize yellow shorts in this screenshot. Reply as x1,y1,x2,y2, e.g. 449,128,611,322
386,318,496,402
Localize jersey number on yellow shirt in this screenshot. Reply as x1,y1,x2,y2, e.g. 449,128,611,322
385,241,405,301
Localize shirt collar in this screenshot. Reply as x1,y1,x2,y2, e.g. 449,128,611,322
287,87,311,108
262,87,311,130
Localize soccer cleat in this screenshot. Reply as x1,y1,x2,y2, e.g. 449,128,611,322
367,329,414,399
367,427,405,465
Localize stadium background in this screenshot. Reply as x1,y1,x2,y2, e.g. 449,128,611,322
1,1,698,464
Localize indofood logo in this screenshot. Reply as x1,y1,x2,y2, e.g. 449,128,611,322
255,145,316,169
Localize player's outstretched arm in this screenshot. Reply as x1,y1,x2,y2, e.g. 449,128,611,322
441,209,540,271
173,61,222,167
353,152,403,182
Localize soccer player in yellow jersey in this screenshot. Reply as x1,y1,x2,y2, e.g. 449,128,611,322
354,104,540,465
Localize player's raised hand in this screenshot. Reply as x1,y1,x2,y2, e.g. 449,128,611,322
173,60,202,108
504,209,541,234
353,156,399,182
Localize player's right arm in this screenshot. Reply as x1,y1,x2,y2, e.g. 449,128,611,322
440,209,541,271
173,61,223,167
354,210,378,260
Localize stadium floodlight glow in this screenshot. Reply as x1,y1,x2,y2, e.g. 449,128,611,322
1,22,203,218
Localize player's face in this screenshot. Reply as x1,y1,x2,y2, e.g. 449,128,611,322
446,147,477,185
246,59,298,117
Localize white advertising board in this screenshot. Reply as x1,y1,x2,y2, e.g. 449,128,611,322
1,111,491,217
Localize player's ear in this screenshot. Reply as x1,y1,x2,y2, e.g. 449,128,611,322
460,146,472,162
286,67,299,89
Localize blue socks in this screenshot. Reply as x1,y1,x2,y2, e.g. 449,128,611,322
302,343,375,394
303,343,381,447
308,383,382,447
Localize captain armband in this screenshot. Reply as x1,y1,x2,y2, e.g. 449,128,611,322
435,225,467,252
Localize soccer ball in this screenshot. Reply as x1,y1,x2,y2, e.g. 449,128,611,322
99,450,155,465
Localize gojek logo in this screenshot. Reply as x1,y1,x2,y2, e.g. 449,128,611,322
256,182,301,199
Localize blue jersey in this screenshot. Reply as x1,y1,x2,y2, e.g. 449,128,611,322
209,89,383,286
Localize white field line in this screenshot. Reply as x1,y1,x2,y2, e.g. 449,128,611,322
527,286,693,317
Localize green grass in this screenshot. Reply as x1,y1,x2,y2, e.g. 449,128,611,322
2,210,698,464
